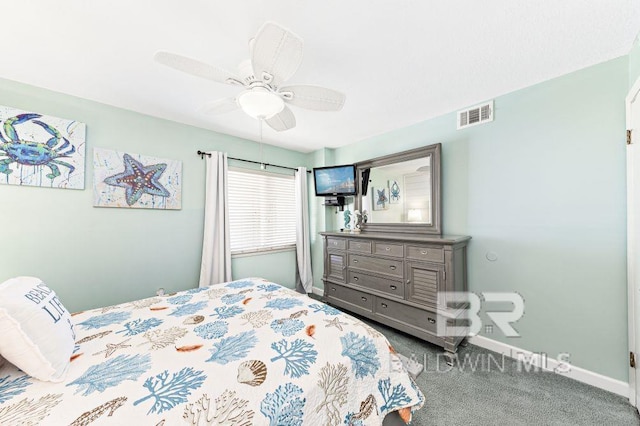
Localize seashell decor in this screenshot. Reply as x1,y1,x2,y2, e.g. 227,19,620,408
237,359,267,386
183,315,205,325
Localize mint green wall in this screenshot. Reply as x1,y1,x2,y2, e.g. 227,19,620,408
0,78,308,313
309,148,338,291
311,57,629,381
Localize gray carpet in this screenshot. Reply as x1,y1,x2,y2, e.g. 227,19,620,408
363,318,639,425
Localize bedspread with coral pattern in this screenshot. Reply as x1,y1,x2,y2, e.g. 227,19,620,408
0,278,424,425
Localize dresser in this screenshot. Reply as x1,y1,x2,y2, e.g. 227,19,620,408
321,231,471,359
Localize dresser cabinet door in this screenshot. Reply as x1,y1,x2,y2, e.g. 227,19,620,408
405,261,444,308
327,251,347,283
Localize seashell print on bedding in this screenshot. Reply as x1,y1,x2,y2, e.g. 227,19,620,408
183,315,205,325
236,360,267,386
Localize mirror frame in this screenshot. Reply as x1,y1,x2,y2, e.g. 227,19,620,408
355,143,441,234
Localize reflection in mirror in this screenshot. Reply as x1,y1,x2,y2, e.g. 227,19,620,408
362,156,432,224
355,143,441,234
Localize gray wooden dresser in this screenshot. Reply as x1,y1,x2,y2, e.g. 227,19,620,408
321,231,471,358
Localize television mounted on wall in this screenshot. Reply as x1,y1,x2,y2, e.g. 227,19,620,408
313,164,357,196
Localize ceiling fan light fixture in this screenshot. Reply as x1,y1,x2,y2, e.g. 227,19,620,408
237,89,284,119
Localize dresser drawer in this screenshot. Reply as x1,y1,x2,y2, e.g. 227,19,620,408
349,254,403,278
327,237,347,250
373,242,404,258
406,245,445,263
326,283,373,312
348,270,404,299
375,297,438,334
348,239,372,253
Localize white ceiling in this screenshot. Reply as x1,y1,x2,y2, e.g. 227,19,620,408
3,1,639,153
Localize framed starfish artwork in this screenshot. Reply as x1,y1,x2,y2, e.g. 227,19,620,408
93,148,182,210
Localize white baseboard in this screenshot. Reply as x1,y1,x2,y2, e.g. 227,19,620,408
311,286,323,297
468,335,629,398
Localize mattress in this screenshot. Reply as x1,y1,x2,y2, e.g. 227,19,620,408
0,277,424,425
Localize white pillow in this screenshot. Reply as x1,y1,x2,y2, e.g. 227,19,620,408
0,277,75,382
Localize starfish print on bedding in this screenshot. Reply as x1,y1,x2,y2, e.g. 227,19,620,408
104,153,170,206
92,338,132,358
324,317,348,331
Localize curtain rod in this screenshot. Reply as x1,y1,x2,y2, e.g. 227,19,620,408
197,150,311,173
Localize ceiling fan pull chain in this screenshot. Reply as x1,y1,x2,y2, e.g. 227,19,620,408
259,118,265,170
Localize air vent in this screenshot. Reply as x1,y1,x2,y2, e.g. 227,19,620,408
457,100,494,129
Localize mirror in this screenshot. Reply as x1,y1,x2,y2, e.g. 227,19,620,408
355,143,441,234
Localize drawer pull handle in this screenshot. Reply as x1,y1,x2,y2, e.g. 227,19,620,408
357,244,361,248
406,279,411,285
390,285,397,290
353,259,359,263
381,303,388,308
389,265,396,270
421,250,428,255
428,318,436,324
361,297,367,302
331,287,337,292
385,247,391,251
333,242,338,245
354,276,359,281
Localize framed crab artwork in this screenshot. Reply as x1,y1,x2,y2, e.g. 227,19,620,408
388,179,401,204
93,148,182,210
0,106,86,189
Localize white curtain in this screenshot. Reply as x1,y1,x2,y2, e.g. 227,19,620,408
295,167,314,293
199,152,232,287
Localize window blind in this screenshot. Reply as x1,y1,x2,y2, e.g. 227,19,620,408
227,168,297,254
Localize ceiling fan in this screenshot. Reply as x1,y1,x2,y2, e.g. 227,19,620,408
154,22,346,132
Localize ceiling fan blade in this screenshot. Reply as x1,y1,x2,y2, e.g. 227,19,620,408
251,22,304,87
198,98,239,115
264,106,296,131
154,51,243,85
279,85,346,111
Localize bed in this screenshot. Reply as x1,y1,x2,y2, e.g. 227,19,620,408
0,277,424,425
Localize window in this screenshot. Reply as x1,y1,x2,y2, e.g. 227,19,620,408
228,168,296,254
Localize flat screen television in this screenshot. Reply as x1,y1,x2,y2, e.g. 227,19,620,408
313,164,357,196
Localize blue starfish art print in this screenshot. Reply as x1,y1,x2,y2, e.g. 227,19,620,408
93,148,182,210
104,154,169,205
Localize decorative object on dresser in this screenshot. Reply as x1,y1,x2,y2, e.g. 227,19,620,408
322,143,471,363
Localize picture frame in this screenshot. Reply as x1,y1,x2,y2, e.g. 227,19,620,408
372,186,389,210
93,148,182,210
0,105,86,189
388,179,400,204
